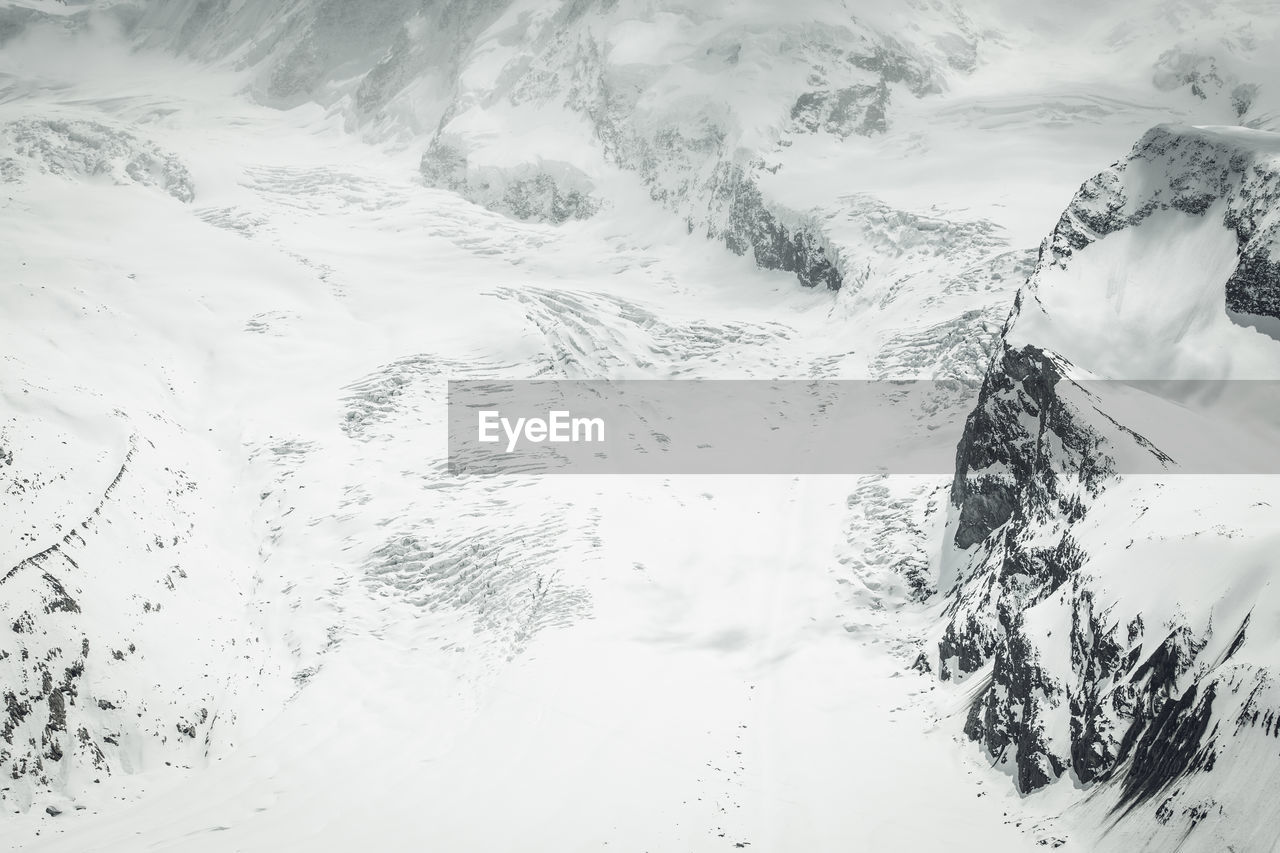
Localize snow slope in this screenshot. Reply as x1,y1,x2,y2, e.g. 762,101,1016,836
0,17,1051,851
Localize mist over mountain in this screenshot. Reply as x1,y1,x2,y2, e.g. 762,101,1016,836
2,1,1280,850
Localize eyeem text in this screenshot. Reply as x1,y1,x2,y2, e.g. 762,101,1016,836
477,410,606,452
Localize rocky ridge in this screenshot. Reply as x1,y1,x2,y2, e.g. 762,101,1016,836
933,124,1280,849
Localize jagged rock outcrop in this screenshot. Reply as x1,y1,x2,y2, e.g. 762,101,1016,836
707,163,843,288
949,341,1115,551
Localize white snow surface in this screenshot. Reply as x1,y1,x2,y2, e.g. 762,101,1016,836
1,1,1279,851
0,17,1046,853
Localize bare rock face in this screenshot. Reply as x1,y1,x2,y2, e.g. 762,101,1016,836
708,163,843,289
949,341,1115,551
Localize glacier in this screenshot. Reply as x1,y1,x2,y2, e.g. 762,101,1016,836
2,1,1280,851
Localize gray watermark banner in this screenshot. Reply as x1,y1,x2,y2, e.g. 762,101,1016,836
446,379,1280,476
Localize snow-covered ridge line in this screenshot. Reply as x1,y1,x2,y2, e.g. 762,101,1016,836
1039,123,1280,319
407,5,958,289
933,122,1280,851
1,435,135,588
64,0,967,290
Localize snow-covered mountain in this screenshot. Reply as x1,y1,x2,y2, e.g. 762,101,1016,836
935,122,1280,851
36,0,1280,284
2,1,1280,850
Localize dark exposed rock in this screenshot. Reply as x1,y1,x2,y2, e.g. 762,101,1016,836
1152,49,1257,119
851,44,940,97
944,336,1208,790
951,341,1114,550
419,139,468,196
791,83,889,139
0,435,223,799
1225,241,1280,319
1113,682,1218,812
708,163,842,289
1068,588,1130,784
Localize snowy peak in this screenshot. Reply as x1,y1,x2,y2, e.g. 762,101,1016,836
936,122,1280,851
1013,123,1280,379
1042,124,1280,302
